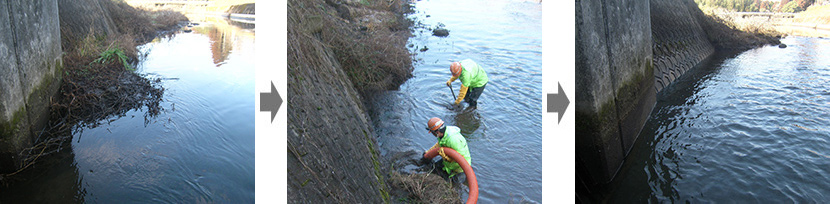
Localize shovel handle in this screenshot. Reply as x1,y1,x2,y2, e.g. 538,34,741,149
449,85,456,101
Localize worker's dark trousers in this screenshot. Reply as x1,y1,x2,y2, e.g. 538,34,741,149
432,159,467,183
464,83,486,108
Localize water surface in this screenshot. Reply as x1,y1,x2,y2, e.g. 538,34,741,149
608,36,830,202
371,0,542,203
0,17,255,203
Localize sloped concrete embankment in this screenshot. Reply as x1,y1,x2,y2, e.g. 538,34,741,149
286,45,384,202
287,0,414,202
0,0,62,172
651,0,715,92
58,0,120,47
286,32,384,202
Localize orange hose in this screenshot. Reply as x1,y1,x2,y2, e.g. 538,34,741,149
424,147,478,204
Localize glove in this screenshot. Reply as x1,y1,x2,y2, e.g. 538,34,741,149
438,147,454,163
423,142,440,160
429,142,440,151
446,76,458,87
454,85,469,105
419,156,432,165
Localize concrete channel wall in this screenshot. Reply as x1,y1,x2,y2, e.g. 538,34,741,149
576,0,716,189
0,0,63,172
576,0,655,187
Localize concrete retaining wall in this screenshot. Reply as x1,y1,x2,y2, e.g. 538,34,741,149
575,0,654,186
576,0,717,189
286,0,387,202
0,0,63,172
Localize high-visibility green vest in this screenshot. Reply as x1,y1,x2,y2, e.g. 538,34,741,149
439,126,472,176
458,59,488,88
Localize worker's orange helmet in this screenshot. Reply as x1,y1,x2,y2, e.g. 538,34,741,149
450,62,462,77
427,117,444,133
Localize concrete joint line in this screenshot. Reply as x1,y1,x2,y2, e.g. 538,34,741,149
599,0,626,154
7,1,34,138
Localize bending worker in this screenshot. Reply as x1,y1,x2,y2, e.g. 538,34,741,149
425,117,471,177
447,59,489,109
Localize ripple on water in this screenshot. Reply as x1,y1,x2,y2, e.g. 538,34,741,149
609,36,830,202
374,0,542,203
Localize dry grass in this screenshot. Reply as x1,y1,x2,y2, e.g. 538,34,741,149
694,6,782,50
794,5,830,25
289,0,413,93
104,0,188,42
228,3,255,14
63,0,188,70
389,172,460,204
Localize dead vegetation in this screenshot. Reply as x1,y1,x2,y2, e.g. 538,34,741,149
290,0,414,94
1,0,187,182
104,1,188,42
289,0,437,202
389,172,460,204
793,5,830,25
693,2,782,50
55,0,186,129
698,11,782,50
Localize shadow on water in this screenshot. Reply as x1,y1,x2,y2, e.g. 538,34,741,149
0,53,167,204
453,108,482,137
0,81,163,202
604,50,745,202
0,138,85,203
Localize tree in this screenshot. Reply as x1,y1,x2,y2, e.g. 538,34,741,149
795,0,815,9
781,0,801,12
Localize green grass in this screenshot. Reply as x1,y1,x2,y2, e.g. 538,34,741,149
92,48,134,71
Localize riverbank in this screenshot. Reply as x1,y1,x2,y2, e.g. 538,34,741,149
288,0,460,202
792,5,830,25
0,0,187,181
696,7,783,50
698,5,830,40
780,5,830,37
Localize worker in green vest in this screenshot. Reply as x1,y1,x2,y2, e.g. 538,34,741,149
425,117,471,177
446,59,489,109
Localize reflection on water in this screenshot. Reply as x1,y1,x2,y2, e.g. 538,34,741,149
188,15,255,66
370,0,542,203
0,17,254,203
607,36,830,202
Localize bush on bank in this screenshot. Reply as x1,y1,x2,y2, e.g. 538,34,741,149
290,0,414,94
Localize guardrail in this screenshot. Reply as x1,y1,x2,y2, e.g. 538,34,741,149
732,12,796,19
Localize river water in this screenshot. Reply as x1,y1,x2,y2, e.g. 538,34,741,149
0,18,255,203
607,36,830,202
370,0,542,203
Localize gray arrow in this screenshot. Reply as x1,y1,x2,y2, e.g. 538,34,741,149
260,81,282,123
547,82,569,124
